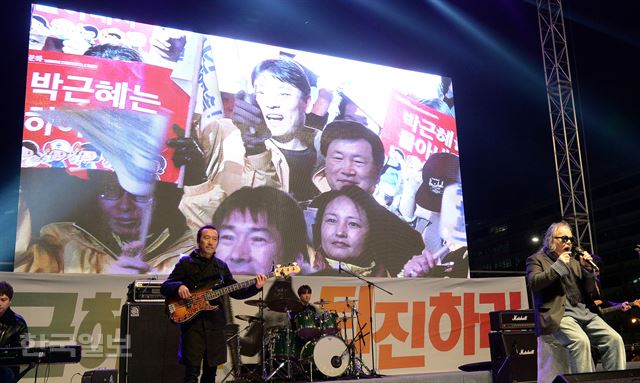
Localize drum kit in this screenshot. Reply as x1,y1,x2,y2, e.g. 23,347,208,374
234,296,371,382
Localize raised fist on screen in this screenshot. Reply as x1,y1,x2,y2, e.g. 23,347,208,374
232,91,271,154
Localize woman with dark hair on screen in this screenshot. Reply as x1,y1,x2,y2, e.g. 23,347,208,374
306,185,423,277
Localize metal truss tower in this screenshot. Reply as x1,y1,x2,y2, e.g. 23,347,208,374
537,0,594,250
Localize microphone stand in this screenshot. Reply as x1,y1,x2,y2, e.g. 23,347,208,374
338,262,392,377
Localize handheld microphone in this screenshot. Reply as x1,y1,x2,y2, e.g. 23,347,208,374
572,246,599,271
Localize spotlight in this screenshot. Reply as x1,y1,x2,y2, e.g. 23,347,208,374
531,236,540,244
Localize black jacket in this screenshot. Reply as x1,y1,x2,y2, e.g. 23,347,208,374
526,248,596,336
0,308,29,348
161,250,261,367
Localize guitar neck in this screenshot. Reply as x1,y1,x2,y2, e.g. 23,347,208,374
599,299,640,315
203,270,275,301
601,305,623,315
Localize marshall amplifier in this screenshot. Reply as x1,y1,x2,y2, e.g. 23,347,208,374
82,369,117,383
127,280,165,302
490,330,537,383
490,309,535,331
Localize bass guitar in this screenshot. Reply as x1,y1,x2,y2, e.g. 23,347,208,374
166,263,300,324
593,298,640,316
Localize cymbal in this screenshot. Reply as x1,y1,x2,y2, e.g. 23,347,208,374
268,298,304,313
245,299,269,307
313,299,332,305
235,314,264,323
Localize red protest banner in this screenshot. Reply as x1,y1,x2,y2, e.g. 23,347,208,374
22,49,189,184
380,90,458,162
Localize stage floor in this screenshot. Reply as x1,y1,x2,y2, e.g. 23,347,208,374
305,370,491,383
272,361,640,383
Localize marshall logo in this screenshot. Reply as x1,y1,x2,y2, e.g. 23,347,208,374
490,310,535,331
516,347,535,356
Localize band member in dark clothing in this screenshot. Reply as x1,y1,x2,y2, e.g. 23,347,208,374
0,281,29,383
161,225,267,383
296,284,317,314
526,221,626,382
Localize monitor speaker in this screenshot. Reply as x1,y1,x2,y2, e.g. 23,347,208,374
552,369,640,382
489,330,537,382
119,302,184,383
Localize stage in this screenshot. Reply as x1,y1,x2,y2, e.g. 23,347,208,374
304,370,490,383
286,361,640,383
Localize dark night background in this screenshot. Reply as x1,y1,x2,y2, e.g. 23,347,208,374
3,0,640,338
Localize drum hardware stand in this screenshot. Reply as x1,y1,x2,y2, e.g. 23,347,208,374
338,263,393,377
265,311,299,382
221,323,253,383
343,321,371,378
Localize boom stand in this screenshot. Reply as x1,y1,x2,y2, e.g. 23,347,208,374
338,265,392,377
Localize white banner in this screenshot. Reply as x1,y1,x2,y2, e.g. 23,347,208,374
1,272,528,381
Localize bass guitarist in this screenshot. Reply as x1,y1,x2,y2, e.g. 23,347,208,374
161,225,267,383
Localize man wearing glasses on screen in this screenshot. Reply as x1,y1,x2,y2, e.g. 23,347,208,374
526,221,626,382
15,171,192,274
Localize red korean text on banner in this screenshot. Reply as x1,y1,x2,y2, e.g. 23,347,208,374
22,50,189,184
380,90,458,160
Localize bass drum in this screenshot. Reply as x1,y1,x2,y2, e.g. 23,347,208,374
299,335,349,378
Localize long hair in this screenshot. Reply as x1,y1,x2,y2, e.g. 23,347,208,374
542,221,570,254
311,185,379,262
311,186,424,274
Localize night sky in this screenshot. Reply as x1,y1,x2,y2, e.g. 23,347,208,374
3,0,639,259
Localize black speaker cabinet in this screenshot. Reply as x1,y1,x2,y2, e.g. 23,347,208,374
119,302,184,383
489,331,537,383
552,369,640,382
82,369,117,383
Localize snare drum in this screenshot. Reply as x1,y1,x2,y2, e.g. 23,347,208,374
294,310,320,340
266,327,298,359
317,311,339,335
299,335,349,378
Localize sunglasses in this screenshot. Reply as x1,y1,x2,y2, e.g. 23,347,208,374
554,235,575,243
99,184,153,203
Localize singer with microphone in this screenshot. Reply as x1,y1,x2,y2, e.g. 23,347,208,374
526,221,626,382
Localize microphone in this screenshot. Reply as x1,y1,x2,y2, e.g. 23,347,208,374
572,246,599,272
331,355,342,368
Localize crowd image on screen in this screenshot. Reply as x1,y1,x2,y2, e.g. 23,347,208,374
304,185,423,277
17,5,468,278
16,170,192,274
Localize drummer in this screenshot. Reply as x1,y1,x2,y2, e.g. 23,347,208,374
291,284,324,343
296,285,319,315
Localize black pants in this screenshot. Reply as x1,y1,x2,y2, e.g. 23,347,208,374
184,364,216,383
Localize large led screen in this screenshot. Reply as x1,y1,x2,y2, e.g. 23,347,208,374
16,4,467,277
